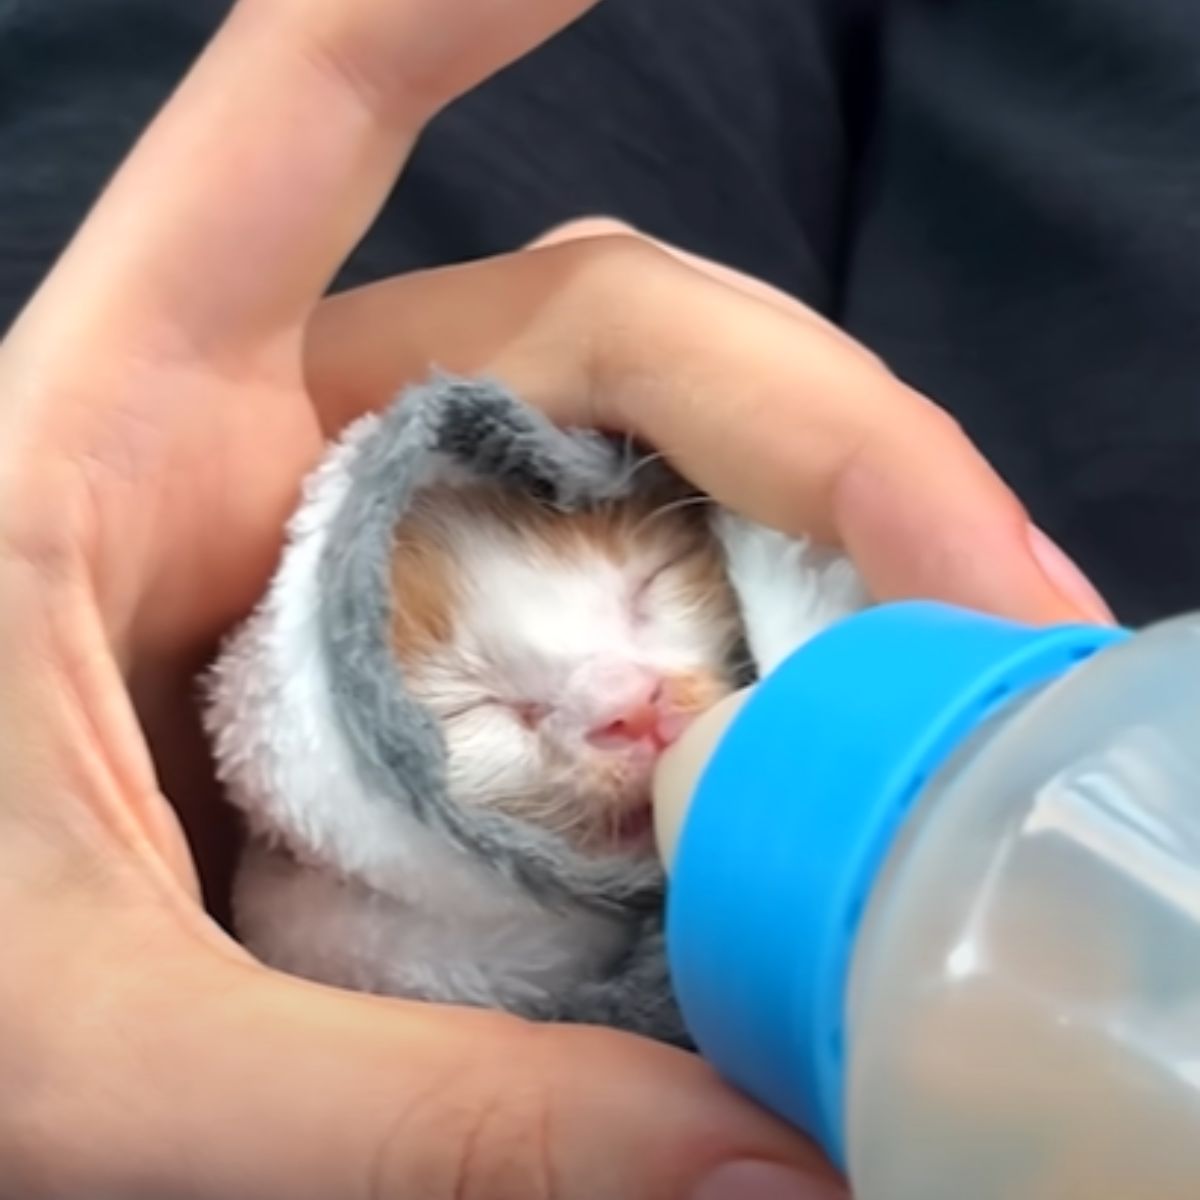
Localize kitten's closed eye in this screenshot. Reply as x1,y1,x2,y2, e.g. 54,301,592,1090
631,552,692,611
439,699,496,722
440,698,547,730
513,701,550,729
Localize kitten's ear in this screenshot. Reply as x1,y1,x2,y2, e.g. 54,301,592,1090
713,513,870,677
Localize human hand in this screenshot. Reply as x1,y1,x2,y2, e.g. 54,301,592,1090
0,2,1111,1198
308,219,1114,631
0,3,842,1198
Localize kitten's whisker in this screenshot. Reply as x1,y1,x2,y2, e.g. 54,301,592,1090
609,448,668,499
630,493,717,539
626,449,666,482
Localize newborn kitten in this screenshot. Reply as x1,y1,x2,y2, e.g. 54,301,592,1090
229,477,747,1040
389,481,746,859
213,380,872,1044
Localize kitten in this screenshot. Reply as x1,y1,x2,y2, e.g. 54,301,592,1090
227,478,747,1042
209,379,872,1045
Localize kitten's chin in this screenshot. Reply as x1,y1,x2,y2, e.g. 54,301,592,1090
611,802,656,852
567,795,657,859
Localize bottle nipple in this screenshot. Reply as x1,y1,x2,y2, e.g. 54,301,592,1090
653,687,752,871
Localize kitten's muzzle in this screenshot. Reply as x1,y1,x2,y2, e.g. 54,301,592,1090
585,678,692,756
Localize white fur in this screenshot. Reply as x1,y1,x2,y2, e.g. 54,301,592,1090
233,842,627,1007
395,500,744,847
714,512,871,674
206,421,869,1011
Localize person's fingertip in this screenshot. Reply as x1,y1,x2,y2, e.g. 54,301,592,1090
1026,524,1117,625
690,1160,848,1200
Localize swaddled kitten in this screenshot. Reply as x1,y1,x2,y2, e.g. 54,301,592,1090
226,476,748,1042
210,378,872,1045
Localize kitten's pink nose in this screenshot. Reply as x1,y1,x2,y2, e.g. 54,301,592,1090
587,682,674,751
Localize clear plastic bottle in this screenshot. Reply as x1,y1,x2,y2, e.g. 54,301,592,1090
654,601,1200,1200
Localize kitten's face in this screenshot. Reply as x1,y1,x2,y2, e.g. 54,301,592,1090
390,483,744,857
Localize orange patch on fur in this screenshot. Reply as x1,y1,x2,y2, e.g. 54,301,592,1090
663,670,730,714
389,534,458,662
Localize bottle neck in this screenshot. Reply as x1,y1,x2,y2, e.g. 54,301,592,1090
654,687,752,871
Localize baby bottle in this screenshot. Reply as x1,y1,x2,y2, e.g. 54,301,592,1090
653,601,1200,1200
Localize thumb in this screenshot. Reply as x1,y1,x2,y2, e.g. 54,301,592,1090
77,955,843,1200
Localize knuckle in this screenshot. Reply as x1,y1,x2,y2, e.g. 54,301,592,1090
919,401,982,462
532,231,680,416
535,215,639,246
558,227,672,282
872,386,968,453
923,398,967,440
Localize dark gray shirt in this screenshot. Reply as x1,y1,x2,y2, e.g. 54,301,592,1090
3,0,1197,623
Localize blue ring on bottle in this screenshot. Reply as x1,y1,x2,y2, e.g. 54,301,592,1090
665,601,1129,1168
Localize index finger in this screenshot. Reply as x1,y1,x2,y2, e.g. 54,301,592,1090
15,0,599,355
305,236,1114,626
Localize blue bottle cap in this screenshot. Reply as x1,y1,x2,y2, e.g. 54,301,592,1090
665,601,1128,1168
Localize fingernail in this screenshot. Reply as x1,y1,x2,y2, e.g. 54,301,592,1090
1027,525,1116,624
691,1161,848,1200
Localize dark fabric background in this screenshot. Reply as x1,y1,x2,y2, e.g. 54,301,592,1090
2,0,1197,624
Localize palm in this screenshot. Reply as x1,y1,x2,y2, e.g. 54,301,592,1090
104,349,330,910
134,353,324,653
